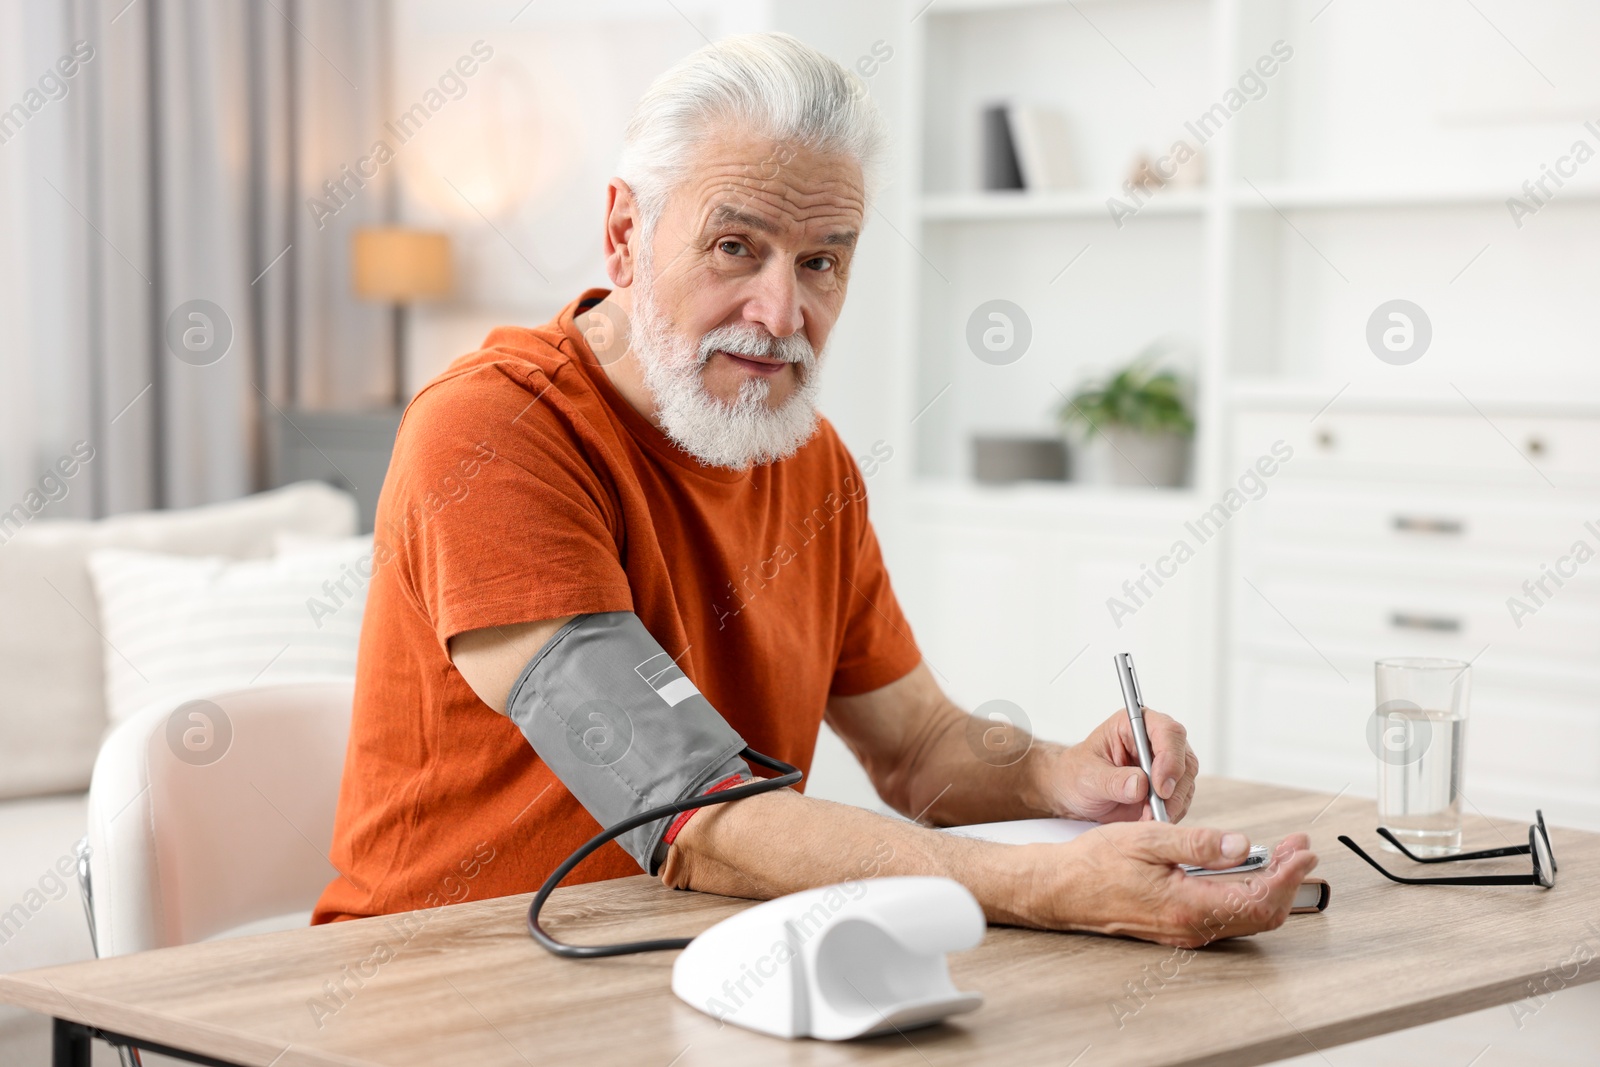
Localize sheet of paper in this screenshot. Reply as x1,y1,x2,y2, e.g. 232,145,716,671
940,817,1099,846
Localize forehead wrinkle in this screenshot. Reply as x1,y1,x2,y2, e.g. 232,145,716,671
695,186,863,251
705,173,864,213
702,207,860,255
688,162,863,213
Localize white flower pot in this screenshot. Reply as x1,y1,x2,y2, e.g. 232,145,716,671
1075,427,1190,488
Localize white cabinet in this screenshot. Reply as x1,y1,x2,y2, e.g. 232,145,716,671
1225,396,1600,826
887,484,1216,770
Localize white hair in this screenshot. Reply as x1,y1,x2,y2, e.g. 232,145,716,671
616,32,890,240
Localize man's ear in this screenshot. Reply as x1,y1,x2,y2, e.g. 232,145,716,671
603,178,640,289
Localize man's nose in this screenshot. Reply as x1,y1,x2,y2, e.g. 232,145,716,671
743,260,805,338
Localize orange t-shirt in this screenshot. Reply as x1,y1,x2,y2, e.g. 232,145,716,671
311,289,921,923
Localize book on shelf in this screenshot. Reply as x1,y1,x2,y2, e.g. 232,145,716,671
1008,103,1078,191
981,102,1078,193
980,102,1024,190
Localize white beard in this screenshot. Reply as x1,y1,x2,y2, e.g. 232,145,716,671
628,267,822,470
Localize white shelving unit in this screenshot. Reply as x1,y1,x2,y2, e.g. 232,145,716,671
881,0,1600,794
884,0,1232,766
919,189,1208,221
1232,182,1600,211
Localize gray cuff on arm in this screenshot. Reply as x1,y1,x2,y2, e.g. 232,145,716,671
504,611,750,875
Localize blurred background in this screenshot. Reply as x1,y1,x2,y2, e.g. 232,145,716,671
5,0,1600,816
3,0,1600,1062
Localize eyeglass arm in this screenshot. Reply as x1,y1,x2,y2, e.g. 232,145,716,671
1375,827,1530,864
1339,837,1541,886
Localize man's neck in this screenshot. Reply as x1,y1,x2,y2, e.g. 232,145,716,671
574,290,660,427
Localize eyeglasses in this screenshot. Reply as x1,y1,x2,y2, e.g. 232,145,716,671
1338,811,1556,889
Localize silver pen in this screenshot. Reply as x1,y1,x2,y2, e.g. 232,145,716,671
1113,653,1169,822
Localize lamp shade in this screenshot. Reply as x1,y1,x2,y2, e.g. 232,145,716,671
351,228,452,302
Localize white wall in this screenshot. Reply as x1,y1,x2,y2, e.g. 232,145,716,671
395,0,772,385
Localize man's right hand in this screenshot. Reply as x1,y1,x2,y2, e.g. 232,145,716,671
1016,823,1319,948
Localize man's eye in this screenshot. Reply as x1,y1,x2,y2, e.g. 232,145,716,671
718,240,748,257
804,257,834,272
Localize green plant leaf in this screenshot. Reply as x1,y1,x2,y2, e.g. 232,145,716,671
1057,345,1195,437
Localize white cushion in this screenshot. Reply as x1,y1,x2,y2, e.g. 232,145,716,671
0,481,356,800
86,537,372,726
274,530,373,557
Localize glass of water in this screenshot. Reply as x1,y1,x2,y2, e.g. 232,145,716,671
1373,657,1470,857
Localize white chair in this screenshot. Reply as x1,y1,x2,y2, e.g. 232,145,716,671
83,681,354,957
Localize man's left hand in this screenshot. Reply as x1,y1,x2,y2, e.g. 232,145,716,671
1045,707,1200,823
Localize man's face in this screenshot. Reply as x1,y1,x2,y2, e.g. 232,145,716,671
637,132,865,412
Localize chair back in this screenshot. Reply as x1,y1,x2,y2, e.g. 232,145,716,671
85,681,354,955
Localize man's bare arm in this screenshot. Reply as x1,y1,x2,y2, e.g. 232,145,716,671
823,661,1057,826
449,621,1315,947
825,661,1202,828
450,616,575,713
665,786,1317,948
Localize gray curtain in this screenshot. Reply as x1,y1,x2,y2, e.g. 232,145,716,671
0,0,392,516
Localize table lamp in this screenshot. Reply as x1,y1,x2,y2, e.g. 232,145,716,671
351,227,452,405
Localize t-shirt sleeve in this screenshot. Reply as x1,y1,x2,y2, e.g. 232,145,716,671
830,482,923,698
384,362,634,652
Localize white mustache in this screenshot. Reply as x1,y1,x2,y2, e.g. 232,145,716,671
697,323,814,366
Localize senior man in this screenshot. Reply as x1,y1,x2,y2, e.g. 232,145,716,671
313,33,1316,947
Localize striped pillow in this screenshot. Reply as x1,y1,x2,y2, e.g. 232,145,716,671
86,540,372,726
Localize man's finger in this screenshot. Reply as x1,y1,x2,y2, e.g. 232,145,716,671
1271,833,1316,872
1182,842,1319,936
1141,709,1190,799
1165,751,1201,820
1131,823,1251,868
1226,840,1319,920
1088,760,1148,807
1167,772,1198,821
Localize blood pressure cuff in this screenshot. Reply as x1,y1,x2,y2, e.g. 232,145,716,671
504,611,750,875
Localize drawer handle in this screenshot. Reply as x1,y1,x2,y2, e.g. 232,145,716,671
1392,515,1465,536
1390,612,1461,633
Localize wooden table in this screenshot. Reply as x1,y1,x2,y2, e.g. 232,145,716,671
4,778,1598,1067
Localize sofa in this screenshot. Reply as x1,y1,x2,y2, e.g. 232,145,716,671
0,481,359,1065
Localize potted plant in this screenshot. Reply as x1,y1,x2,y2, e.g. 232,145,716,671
1056,344,1194,488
